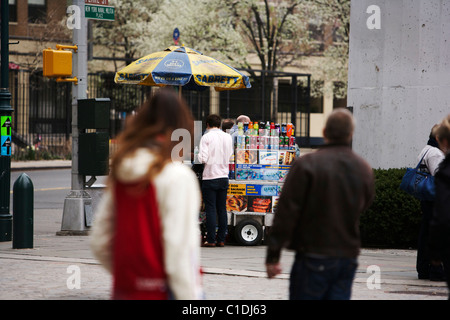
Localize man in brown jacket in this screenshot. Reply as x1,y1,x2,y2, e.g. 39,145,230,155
265,108,375,300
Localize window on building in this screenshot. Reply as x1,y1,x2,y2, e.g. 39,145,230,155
278,79,323,114
9,0,17,22
308,22,325,52
333,81,347,109
28,0,47,24
308,80,324,113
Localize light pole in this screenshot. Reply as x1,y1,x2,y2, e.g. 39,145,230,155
59,0,93,234
0,0,14,241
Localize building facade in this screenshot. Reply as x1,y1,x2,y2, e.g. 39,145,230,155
5,1,348,157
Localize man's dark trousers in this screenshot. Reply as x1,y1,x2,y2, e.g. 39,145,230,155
202,178,229,244
289,254,358,300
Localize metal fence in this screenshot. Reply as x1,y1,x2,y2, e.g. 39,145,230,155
9,69,311,160
10,69,72,159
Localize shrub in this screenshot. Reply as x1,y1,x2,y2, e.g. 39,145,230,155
360,168,422,249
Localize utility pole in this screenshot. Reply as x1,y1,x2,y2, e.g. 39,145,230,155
0,0,14,241
59,0,93,234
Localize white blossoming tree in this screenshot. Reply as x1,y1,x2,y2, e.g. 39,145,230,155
92,0,165,71
93,0,350,100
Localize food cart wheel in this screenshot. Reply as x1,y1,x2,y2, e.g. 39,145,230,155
234,219,263,246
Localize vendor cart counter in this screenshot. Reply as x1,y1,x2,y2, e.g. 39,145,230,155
199,147,297,246
225,179,283,246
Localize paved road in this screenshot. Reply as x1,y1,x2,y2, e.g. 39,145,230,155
10,167,107,209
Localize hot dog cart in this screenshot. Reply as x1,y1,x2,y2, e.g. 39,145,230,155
225,148,296,246
197,121,297,246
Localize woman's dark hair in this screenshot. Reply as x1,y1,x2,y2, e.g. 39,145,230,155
110,88,194,182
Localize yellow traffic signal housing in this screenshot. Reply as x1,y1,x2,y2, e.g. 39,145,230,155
43,48,73,78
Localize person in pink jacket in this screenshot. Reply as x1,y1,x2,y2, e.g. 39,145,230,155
90,88,203,300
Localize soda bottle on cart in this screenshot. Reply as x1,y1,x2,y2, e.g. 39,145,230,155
229,154,235,179
272,136,279,150
238,122,244,134
289,127,296,150
275,123,280,136
237,134,245,149
258,135,264,150
287,123,293,137
229,163,235,179
254,122,259,135
250,135,257,149
259,122,265,136
280,123,287,150
279,134,285,150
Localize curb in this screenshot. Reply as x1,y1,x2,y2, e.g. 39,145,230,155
10,161,72,172
11,166,72,172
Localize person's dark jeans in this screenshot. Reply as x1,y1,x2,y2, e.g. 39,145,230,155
417,200,445,280
289,254,358,300
202,178,229,244
442,255,450,299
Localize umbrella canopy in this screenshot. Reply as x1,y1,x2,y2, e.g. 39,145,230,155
114,46,251,91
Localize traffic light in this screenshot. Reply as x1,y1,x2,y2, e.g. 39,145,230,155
43,48,72,77
43,45,78,83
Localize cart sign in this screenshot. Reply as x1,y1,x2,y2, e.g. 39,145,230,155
85,4,115,21
85,0,108,5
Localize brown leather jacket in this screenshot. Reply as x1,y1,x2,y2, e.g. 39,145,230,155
266,144,375,263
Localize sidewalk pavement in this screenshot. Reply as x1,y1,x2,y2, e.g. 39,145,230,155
1,207,448,300
10,159,72,171
2,160,448,300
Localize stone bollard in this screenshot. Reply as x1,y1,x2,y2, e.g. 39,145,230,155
12,173,34,249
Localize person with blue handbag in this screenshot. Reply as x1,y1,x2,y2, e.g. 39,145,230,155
416,125,445,281
430,115,450,297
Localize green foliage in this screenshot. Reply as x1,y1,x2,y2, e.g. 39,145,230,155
360,168,422,249
12,147,69,161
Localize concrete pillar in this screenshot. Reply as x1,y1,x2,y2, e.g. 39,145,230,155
347,0,450,169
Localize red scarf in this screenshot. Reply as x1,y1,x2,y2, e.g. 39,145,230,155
112,181,169,300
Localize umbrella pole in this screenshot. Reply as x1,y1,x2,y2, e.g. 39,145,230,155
179,85,182,98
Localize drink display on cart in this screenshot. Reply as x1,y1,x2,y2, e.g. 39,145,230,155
225,121,297,246
229,121,296,181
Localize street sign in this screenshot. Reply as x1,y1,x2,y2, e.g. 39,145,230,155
85,4,115,21
85,0,108,5
1,116,11,136
1,136,11,156
1,116,11,157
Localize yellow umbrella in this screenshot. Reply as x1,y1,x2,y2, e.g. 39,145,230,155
114,46,251,91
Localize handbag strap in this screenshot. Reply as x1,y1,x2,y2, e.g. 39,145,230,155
415,149,430,169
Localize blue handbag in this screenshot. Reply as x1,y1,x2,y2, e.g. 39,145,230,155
400,150,435,201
